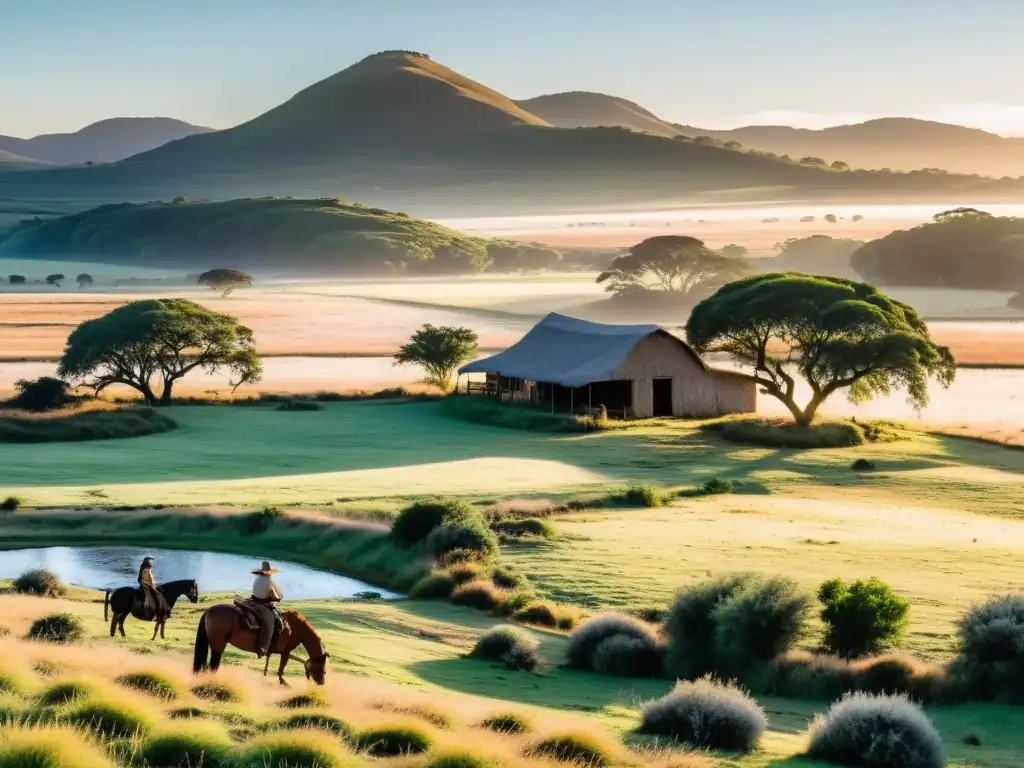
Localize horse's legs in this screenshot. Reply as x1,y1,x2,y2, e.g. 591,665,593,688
263,654,272,677
210,650,223,672
118,615,127,638
151,621,159,641
109,614,119,638
277,653,290,686
160,621,166,640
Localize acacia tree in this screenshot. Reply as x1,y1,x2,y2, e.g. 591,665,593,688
46,273,66,287
198,268,253,297
393,324,478,391
597,236,753,301
76,273,94,289
58,298,262,405
685,273,956,426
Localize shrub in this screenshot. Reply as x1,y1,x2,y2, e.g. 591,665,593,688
950,593,1024,701
0,406,176,443
450,580,505,611
490,566,526,589
851,458,876,471
471,625,538,661
701,476,734,495
503,643,540,672
0,665,29,695
139,724,233,768
427,752,498,768
760,652,946,702
9,377,74,412
446,562,486,585
391,497,475,546
192,680,245,703
712,575,812,677
0,726,113,768
67,700,153,738
491,518,557,539
410,571,458,599
241,505,285,534
819,577,910,658
515,602,559,628
639,677,767,752
27,613,84,644
355,723,433,756
807,692,945,768
426,518,499,560
591,634,663,678
38,680,98,705
239,730,354,768
478,712,532,735
115,671,181,699
664,574,755,679
13,569,67,598
279,691,329,709
566,613,660,671
625,605,666,624
712,417,866,448
275,712,355,740
168,706,208,719
275,398,324,411
529,732,615,766
616,484,664,507
0,497,20,512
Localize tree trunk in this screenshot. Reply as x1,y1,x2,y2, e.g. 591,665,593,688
159,379,175,406
138,383,158,407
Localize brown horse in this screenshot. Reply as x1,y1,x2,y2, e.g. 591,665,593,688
192,604,329,685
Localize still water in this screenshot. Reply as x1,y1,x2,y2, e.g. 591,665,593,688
0,546,399,599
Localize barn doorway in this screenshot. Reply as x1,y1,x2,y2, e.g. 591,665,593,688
652,378,673,417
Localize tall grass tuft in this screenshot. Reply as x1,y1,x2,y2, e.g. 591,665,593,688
355,722,434,756
115,670,182,700
12,569,67,598
67,698,154,738
409,570,458,599
427,752,499,768
614,484,665,507
278,690,330,709
191,680,246,703
478,712,533,735
449,579,506,611
139,722,234,768
591,634,664,678
27,614,84,644
0,725,114,768
470,625,541,672
807,692,945,768
528,732,616,767
275,712,355,740
638,677,767,752
391,497,475,547
239,729,356,768
38,679,100,706
566,612,661,672
374,702,453,730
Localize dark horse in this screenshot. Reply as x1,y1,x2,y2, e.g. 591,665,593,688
104,579,199,640
192,604,329,686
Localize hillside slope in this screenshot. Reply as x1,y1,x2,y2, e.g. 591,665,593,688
518,91,678,136
0,148,49,168
0,117,214,165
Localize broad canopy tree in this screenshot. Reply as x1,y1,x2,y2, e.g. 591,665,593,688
58,298,262,405
198,268,253,297
76,273,94,289
393,324,478,391
597,236,753,302
686,273,956,426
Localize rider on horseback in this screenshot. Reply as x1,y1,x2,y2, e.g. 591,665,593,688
251,561,285,658
137,557,171,620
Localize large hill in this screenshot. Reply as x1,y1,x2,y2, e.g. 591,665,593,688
0,117,214,166
517,91,678,136
3,53,1024,214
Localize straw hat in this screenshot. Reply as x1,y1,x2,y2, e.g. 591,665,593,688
251,561,280,575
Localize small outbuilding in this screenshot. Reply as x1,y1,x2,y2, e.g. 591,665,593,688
459,312,755,419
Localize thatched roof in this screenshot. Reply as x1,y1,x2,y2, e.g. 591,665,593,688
459,312,712,387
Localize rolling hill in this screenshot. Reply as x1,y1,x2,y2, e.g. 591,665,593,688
0,117,214,166
517,91,678,136
2,52,1024,214
0,148,49,168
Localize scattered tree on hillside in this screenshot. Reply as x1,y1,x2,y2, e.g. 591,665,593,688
686,273,956,426
393,324,478,391
198,268,253,297
723,140,743,150
45,273,65,287
719,244,749,259
852,214,864,222
800,157,827,167
76,273,94,290
596,236,754,303
824,214,838,224
766,236,865,278
933,207,992,223
1010,292,1024,310
830,161,850,171
58,299,261,406
8,275,25,285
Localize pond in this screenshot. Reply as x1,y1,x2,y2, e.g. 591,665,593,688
0,546,400,600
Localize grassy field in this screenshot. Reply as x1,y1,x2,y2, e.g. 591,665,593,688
1,590,1021,767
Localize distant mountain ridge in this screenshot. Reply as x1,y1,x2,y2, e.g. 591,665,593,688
0,117,214,166
518,91,678,136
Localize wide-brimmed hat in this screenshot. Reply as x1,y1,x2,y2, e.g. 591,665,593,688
141,557,154,566
251,561,280,575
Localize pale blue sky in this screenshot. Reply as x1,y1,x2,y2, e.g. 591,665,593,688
3,0,1024,137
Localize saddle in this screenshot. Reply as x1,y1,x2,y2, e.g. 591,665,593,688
133,587,161,621
234,598,289,642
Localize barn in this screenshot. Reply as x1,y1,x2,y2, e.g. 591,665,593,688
458,312,756,419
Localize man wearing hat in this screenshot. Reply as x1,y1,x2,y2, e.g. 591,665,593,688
250,561,285,658
137,556,170,620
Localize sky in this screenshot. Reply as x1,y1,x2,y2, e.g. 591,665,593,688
4,0,1024,137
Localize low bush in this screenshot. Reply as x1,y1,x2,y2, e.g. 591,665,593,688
710,417,866,448
427,752,498,768
491,518,557,539
355,723,433,756
663,574,756,679
639,677,767,752
27,613,84,644
949,593,1024,702
478,712,532,735
567,612,660,671
191,680,245,703
591,634,663,678
625,605,666,624
115,670,181,700
67,699,154,738
38,679,99,705
276,712,355,740
0,406,176,443
529,732,615,766
275,398,324,411
239,730,354,768
0,496,20,512
8,377,76,412
503,643,540,672
409,571,458,599
0,665,29,695
614,484,665,507
426,518,499,560
807,692,945,768
447,562,486,585
168,706,208,719
391,497,475,546
279,691,329,709
490,566,527,589
139,724,233,768
0,725,113,768
515,602,559,628
471,625,538,661
12,569,67,598
700,476,734,495
851,458,876,471
241,505,285,535
375,702,453,729
759,652,947,702
450,580,505,611
439,396,584,433
819,577,910,659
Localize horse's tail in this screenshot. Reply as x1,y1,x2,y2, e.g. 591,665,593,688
103,589,111,622
192,611,210,674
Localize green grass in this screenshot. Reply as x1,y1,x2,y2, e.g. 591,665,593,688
0,406,176,443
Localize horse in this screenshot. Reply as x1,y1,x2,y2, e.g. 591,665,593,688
104,579,199,640
191,604,329,686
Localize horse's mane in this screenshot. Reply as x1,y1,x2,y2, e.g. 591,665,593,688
282,611,323,639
